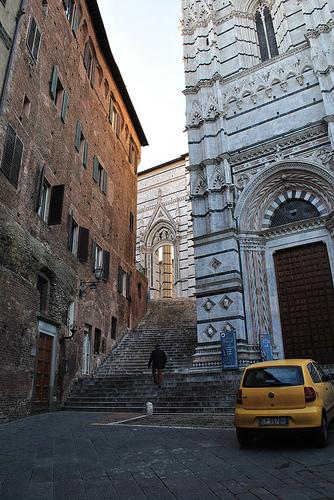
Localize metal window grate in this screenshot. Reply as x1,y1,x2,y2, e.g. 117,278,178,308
271,200,320,227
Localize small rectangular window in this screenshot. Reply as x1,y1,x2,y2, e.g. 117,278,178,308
0,124,23,187
38,179,51,222
69,217,79,255
27,17,41,61
94,243,103,274
75,121,88,166
48,184,65,225
101,338,106,354
50,65,68,121
129,137,138,170
111,316,117,339
93,328,101,355
92,156,108,194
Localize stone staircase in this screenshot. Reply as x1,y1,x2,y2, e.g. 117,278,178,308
64,299,241,414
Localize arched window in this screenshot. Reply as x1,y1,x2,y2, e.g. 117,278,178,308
83,40,96,84
271,200,320,227
255,5,278,62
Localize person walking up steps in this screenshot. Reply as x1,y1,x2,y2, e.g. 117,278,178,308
148,344,167,388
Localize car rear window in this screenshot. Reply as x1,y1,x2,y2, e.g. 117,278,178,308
243,366,304,388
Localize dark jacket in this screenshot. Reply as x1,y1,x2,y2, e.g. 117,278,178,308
148,348,167,369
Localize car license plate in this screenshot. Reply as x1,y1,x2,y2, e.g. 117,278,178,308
259,417,289,426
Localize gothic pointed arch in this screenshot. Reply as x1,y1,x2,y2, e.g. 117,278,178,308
234,161,334,231
144,202,177,248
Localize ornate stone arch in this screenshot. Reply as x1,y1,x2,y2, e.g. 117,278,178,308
234,161,334,231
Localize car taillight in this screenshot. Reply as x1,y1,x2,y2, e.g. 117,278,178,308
236,389,242,404
304,386,316,403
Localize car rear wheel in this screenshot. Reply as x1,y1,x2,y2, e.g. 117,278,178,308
236,428,253,447
314,413,328,447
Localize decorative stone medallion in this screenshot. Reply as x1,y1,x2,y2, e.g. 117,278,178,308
220,296,233,310
209,257,222,271
204,324,217,339
222,322,235,333
203,298,215,312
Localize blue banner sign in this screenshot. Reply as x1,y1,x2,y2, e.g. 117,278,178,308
220,330,238,370
260,334,273,361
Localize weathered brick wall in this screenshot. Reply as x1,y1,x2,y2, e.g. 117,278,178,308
0,0,147,420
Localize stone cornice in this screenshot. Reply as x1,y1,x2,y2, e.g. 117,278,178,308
183,43,310,95
305,19,334,40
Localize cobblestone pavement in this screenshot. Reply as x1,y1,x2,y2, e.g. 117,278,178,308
1,412,334,499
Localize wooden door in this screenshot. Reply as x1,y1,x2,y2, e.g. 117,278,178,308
274,242,334,364
33,333,53,411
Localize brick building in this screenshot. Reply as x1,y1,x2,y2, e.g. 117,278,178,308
0,0,148,420
182,0,334,368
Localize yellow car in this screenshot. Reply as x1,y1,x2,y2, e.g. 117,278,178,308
234,359,334,447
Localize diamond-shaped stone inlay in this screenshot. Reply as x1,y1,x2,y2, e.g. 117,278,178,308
209,257,222,271
204,324,217,339
203,299,215,312
220,295,233,310
223,322,235,333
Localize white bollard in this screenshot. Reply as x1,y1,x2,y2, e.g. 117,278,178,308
146,402,153,416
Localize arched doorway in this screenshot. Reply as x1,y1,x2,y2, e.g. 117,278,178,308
145,223,178,300
235,160,334,362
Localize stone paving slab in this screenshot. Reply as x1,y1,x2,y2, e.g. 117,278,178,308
1,412,334,499
95,413,235,428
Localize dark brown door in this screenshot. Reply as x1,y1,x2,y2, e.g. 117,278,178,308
33,333,53,411
274,242,334,364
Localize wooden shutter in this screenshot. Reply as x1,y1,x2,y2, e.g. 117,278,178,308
67,212,73,250
92,240,96,272
1,125,16,180
35,166,45,212
48,184,65,225
27,17,36,54
102,169,108,194
77,227,89,262
83,42,91,70
109,97,114,124
75,121,81,152
92,155,99,182
102,251,110,281
83,141,88,168
126,273,131,301
11,135,23,187
118,266,123,293
61,90,69,123
50,65,58,102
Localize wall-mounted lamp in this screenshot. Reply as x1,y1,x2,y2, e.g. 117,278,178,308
60,321,79,344
79,268,103,298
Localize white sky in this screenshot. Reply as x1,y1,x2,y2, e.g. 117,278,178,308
97,0,188,171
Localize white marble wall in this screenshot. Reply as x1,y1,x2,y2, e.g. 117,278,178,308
137,155,195,299
181,0,334,368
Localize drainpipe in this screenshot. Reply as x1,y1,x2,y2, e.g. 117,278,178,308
0,0,26,115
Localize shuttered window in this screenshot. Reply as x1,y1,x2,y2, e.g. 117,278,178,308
0,125,23,187
92,155,108,194
50,65,69,122
75,122,88,167
27,17,41,61
48,184,65,225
